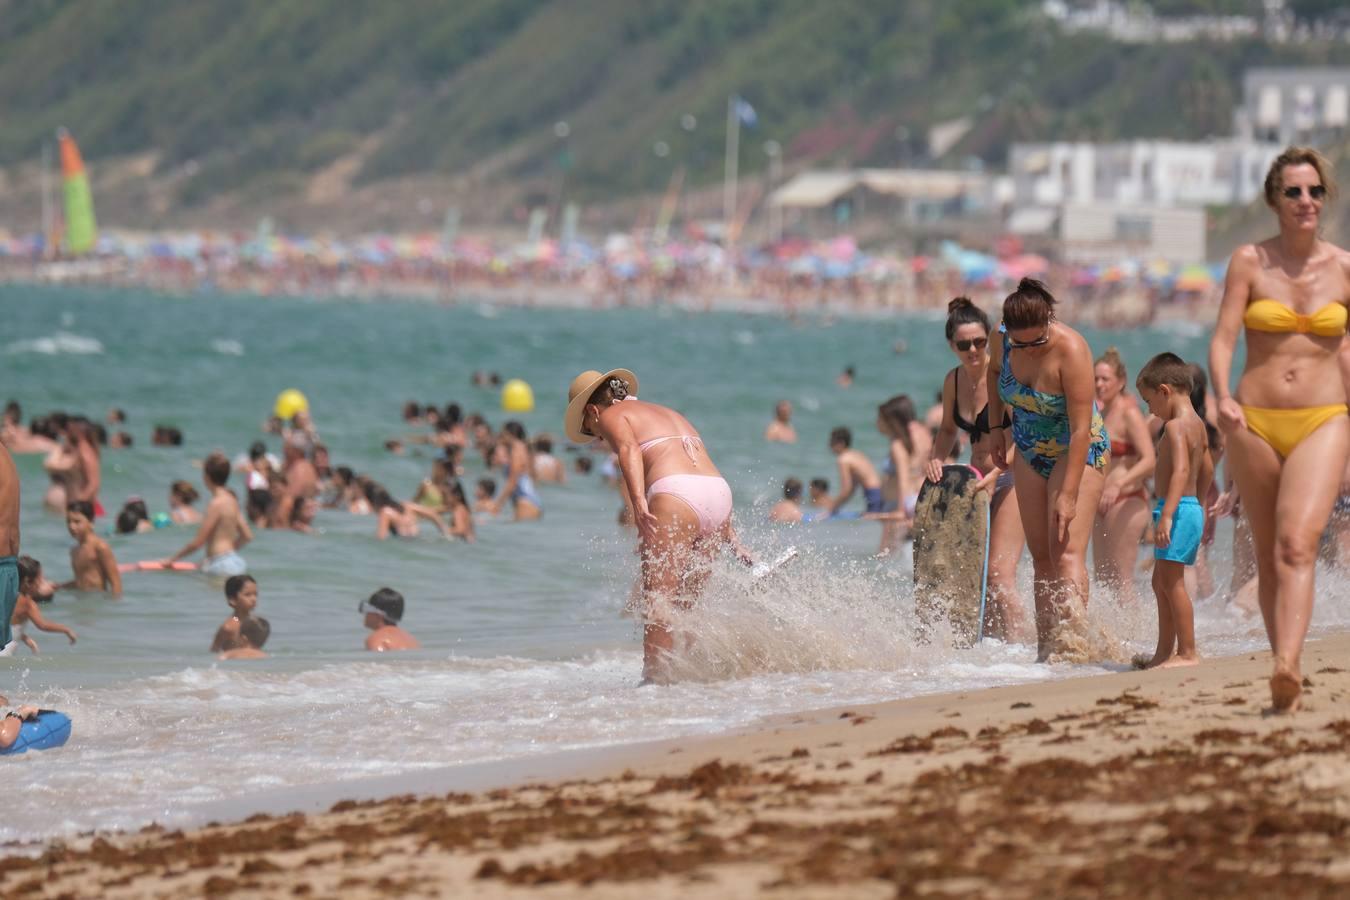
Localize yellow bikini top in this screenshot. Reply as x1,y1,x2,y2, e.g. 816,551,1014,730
1243,299,1347,337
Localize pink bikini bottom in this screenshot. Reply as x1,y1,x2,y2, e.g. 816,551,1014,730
646,474,733,536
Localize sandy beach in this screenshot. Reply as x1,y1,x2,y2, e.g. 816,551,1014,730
6,633,1350,898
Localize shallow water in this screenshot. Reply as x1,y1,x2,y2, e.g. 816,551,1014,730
0,283,1336,842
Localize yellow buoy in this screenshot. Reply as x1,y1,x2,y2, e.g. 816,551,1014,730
274,389,309,420
501,379,535,413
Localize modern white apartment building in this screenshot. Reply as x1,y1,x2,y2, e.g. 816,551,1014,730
1236,68,1350,147
1008,140,1282,208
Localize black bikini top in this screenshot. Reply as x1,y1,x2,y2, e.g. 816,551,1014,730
951,367,1010,439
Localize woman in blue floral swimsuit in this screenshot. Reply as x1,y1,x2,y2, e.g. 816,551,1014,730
986,278,1111,661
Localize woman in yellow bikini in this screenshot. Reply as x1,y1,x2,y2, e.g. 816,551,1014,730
1209,146,1350,713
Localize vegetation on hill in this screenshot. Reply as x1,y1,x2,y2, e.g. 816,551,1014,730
0,0,1344,218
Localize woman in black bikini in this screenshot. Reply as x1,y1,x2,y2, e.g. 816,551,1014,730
926,297,1027,641
1091,348,1156,606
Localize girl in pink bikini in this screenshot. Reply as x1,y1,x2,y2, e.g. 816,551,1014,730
566,368,747,684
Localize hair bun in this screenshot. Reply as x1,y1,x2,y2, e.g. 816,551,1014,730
607,378,629,401
947,296,974,313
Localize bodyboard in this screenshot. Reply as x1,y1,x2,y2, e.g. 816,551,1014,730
912,465,990,647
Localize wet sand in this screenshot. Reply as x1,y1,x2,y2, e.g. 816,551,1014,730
8,634,1350,898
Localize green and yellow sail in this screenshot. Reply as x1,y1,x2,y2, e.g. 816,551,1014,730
58,129,97,255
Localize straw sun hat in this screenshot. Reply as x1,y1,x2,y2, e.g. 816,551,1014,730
564,368,638,443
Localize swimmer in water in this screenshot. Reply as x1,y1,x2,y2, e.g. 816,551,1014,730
565,368,754,684
169,480,202,525
826,427,885,516
219,616,269,660
499,422,543,521
769,477,805,523
412,457,455,512
361,588,420,651
0,707,42,750
764,401,797,444
876,395,931,551
163,452,252,577
61,500,122,594
808,478,830,510
366,482,453,540
210,574,258,652
446,481,475,542
1092,348,1156,606
0,557,75,656
474,478,499,516
276,434,319,533
837,366,855,388
66,419,103,517
1,401,55,454
531,435,568,484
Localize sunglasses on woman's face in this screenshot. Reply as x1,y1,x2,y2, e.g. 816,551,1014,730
953,337,987,352
1283,184,1327,201
1007,328,1051,349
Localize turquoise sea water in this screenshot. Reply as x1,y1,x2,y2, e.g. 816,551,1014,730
0,283,1324,841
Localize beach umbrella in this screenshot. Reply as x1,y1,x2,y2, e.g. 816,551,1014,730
1175,264,1213,292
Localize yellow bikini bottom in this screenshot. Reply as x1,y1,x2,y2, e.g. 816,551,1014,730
1241,404,1348,459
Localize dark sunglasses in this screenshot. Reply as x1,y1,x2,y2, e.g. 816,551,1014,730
953,337,988,352
1007,328,1051,350
1283,184,1327,201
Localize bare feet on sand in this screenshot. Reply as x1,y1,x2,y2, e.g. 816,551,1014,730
1133,652,1199,670
1270,658,1302,713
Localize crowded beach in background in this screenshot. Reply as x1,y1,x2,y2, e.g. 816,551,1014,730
0,224,1220,327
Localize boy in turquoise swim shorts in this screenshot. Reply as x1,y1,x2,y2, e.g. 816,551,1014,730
1135,353,1214,670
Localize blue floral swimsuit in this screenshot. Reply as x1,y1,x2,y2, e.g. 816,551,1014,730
998,329,1110,478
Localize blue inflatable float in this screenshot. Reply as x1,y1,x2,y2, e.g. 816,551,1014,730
1,711,72,755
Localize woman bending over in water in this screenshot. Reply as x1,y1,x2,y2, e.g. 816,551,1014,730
1209,146,1350,713
566,368,751,684
986,279,1110,660
365,482,453,541
1091,348,1156,605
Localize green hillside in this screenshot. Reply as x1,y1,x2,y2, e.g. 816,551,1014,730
0,0,1344,224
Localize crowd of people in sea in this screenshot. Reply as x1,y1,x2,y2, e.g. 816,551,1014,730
1,146,1347,746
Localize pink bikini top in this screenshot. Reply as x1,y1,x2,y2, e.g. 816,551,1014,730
637,434,704,464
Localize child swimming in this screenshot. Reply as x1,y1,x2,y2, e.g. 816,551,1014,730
361,588,420,651
218,616,269,660
0,557,76,656
169,480,202,525
62,500,122,594
210,574,258,653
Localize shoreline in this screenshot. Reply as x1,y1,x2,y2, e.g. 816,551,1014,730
7,633,1350,896
0,268,1217,329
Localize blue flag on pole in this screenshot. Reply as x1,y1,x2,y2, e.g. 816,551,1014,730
734,96,757,128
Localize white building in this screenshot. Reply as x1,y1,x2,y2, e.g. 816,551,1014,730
1236,68,1350,147
1008,140,1281,209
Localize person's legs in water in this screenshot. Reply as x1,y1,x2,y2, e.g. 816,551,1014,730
1045,459,1105,659
1093,492,1150,605
985,479,1027,642
640,494,702,685
1012,455,1056,661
